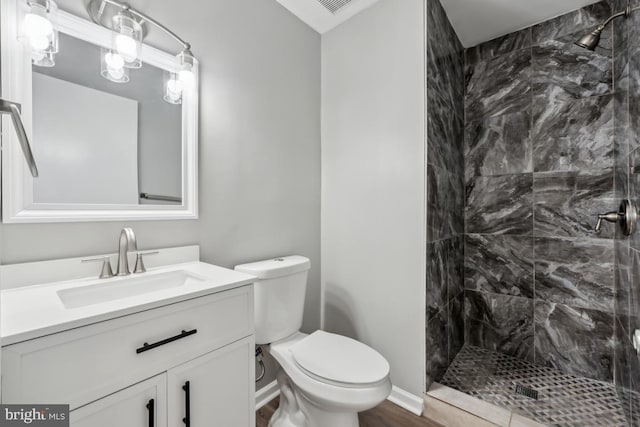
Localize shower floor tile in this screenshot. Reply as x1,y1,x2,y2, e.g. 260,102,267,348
440,345,638,426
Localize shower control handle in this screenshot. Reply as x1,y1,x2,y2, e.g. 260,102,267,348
594,212,620,233
594,199,637,236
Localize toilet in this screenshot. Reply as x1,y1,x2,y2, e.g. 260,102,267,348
235,256,392,427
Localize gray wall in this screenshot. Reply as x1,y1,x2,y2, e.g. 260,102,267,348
425,0,465,388
322,0,426,397
1,0,321,391
463,2,617,383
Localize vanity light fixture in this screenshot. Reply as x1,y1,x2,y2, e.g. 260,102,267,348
87,0,197,103
22,0,58,63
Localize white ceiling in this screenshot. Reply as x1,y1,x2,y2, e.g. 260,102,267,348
278,0,603,48
440,0,601,47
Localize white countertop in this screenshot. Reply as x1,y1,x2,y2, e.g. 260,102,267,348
1,261,256,346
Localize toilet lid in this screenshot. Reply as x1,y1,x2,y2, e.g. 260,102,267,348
290,331,390,386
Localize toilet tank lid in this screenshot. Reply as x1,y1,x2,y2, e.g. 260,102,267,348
234,256,310,279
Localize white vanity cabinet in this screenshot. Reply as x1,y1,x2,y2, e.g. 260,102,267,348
1,284,255,427
70,374,168,427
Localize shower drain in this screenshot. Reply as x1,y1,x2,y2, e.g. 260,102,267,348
515,384,539,400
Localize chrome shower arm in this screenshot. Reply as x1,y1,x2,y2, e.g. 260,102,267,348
0,99,39,178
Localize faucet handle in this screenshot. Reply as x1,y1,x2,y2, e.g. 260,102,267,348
134,251,159,274
82,256,114,279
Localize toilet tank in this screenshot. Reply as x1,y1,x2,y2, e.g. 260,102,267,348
235,256,310,345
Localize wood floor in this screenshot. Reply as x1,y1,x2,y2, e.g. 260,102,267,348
256,397,443,427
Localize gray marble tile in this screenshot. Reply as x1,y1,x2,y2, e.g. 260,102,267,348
427,0,464,118
428,165,464,241
448,236,464,300
628,10,640,153
532,2,612,45
465,49,531,122
532,31,612,104
628,248,640,327
534,237,615,312
464,290,534,361
464,234,533,297
426,309,449,386
532,95,614,172
427,240,447,320
534,301,614,382
428,87,464,176
448,292,464,365
465,174,533,235
533,169,615,238
626,172,640,251
614,93,630,207
612,3,630,94
615,240,631,322
466,28,532,66
427,236,465,320
615,317,632,391
464,110,532,182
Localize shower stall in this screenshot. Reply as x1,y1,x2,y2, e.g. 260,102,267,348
426,0,640,425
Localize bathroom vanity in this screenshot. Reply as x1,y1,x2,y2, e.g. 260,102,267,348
0,246,256,426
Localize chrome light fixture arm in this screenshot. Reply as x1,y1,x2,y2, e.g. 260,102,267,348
93,0,192,55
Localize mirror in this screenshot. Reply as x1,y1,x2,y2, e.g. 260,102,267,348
33,33,183,206
0,2,198,223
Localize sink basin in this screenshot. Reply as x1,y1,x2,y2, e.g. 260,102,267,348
57,270,207,309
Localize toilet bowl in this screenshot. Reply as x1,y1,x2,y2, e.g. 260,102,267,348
235,256,392,427
267,331,392,427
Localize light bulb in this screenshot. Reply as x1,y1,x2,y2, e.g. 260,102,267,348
166,78,183,102
30,35,50,51
104,52,125,79
115,33,137,61
24,11,53,38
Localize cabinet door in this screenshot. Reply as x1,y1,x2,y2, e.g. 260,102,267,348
168,336,254,427
70,374,167,427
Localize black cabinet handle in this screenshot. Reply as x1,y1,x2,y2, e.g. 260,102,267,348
136,329,197,354
146,399,154,427
182,381,191,426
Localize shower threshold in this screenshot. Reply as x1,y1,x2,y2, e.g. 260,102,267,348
439,344,638,427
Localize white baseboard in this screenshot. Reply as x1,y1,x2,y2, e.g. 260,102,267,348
388,385,424,416
256,381,423,416
256,380,280,410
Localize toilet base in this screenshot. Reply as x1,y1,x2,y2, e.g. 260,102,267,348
268,370,360,427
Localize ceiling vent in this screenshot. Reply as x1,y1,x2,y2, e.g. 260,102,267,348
275,0,381,33
318,0,354,14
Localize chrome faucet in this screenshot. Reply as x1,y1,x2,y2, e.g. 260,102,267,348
116,227,138,276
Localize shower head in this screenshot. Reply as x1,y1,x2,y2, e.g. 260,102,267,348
575,5,633,51
575,27,603,51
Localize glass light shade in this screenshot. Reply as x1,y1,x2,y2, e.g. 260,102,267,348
32,49,55,67
22,0,58,55
112,12,142,69
163,72,183,104
101,49,129,83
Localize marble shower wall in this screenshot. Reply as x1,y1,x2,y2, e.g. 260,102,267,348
425,0,465,388
611,0,640,422
464,2,619,383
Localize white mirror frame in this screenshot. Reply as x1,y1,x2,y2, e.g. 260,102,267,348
0,0,198,223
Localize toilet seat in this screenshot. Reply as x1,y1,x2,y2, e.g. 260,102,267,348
289,331,390,388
